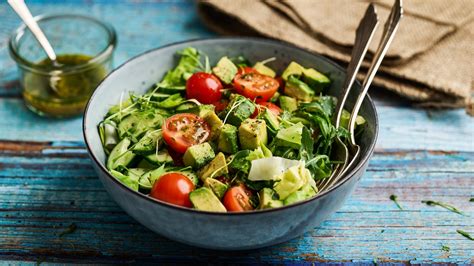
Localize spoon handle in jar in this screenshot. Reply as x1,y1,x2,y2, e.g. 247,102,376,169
8,0,57,61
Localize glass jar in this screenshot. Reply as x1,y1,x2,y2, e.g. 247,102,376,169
9,14,117,118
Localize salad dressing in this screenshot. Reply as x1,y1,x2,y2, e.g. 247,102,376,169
22,54,106,117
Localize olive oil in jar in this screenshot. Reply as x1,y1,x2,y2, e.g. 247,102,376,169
21,54,107,117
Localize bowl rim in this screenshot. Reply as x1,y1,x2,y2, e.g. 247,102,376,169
83,36,379,216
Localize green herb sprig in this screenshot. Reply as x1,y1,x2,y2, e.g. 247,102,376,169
421,200,465,216
441,245,450,252
59,223,77,237
390,195,403,210
456,229,474,241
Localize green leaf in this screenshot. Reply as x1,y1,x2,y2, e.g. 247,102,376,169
422,200,466,215
390,194,403,210
228,150,251,174
157,47,201,88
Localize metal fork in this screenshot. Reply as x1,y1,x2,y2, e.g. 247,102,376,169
316,4,379,192
333,0,403,187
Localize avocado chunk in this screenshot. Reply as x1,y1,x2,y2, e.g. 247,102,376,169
198,152,228,181
282,61,305,80
279,96,298,112
283,184,317,205
302,68,331,93
238,119,268,150
275,122,304,149
218,124,239,154
132,130,163,155
212,56,238,84
339,109,366,130
190,187,227,212
203,111,223,140
144,150,173,166
117,109,166,142
183,142,215,169
107,137,135,170
259,188,284,209
273,164,307,200
222,94,256,126
284,75,314,102
253,62,276,78
204,178,229,199
260,109,280,133
189,104,215,117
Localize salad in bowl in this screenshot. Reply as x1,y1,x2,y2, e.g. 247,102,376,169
98,47,365,212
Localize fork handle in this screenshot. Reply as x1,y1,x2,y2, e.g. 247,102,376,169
348,0,403,144
334,4,379,128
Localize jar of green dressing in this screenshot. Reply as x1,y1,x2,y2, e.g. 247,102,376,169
9,14,116,118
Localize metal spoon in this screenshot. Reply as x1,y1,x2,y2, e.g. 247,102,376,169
8,0,59,65
334,0,403,186
316,4,379,192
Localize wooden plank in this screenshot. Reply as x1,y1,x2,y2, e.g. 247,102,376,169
0,142,472,264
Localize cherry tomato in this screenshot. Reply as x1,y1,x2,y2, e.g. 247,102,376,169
150,173,194,207
162,113,211,154
211,99,229,112
275,76,285,91
233,72,279,102
237,66,258,75
166,146,184,166
250,102,283,118
223,185,254,212
186,72,223,104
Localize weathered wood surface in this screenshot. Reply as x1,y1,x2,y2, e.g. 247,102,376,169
0,1,473,264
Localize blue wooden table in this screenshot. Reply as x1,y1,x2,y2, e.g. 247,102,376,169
0,1,473,264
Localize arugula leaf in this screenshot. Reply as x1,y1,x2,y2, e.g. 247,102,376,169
304,154,331,180
299,126,314,162
228,150,251,174
422,200,466,215
456,229,473,241
157,47,201,88
390,194,403,210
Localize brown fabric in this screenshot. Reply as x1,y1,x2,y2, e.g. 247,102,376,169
197,0,474,110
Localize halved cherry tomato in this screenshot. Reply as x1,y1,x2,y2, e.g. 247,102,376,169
212,99,229,112
162,113,211,154
186,72,223,104
150,173,194,207
237,66,258,75
233,72,279,102
223,184,254,212
250,102,283,118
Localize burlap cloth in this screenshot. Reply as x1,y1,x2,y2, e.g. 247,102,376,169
197,0,474,113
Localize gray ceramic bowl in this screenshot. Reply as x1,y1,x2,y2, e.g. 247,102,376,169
83,37,378,250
